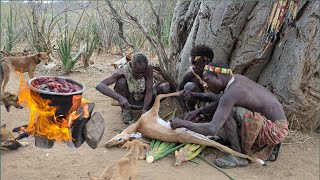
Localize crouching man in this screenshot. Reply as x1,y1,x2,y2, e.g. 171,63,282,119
96,52,170,124
177,45,218,113
170,61,289,168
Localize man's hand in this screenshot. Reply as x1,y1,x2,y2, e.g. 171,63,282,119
181,90,195,101
141,109,147,114
169,118,186,130
118,97,131,109
184,109,201,122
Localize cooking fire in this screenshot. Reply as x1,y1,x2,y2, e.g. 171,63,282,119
17,75,105,149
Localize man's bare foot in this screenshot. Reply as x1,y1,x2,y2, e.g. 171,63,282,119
215,155,248,169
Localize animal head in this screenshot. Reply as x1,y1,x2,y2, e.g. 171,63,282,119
36,52,50,65
1,124,14,141
111,51,133,69
105,132,131,148
122,139,149,152
1,92,23,112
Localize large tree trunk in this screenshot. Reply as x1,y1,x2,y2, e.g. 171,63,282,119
168,0,201,82
258,2,320,130
168,1,320,130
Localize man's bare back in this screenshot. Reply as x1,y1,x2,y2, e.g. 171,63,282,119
225,74,286,121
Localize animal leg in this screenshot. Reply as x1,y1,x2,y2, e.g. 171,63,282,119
28,71,35,79
130,172,137,180
150,92,181,115
87,172,104,180
1,62,10,92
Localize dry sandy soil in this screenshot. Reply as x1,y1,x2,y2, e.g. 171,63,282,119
1,53,319,180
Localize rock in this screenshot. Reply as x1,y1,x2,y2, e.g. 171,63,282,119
84,112,106,149
72,103,95,148
258,2,320,130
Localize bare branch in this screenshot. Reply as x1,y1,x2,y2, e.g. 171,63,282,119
106,0,135,51
120,1,157,49
147,0,162,44
118,0,176,88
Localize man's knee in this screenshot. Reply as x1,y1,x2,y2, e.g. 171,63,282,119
224,110,238,129
115,77,128,89
230,107,237,117
184,82,201,92
156,82,171,94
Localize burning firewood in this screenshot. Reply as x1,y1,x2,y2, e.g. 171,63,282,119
17,75,104,149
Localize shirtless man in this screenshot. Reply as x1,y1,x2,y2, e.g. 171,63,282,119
170,61,289,168
96,52,169,124
177,45,218,113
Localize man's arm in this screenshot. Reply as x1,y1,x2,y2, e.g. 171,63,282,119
184,101,219,121
191,92,220,102
142,65,153,113
177,71,193,91
171,92,236,136
177,71,195,113
201,100,219,114
96,73,125,101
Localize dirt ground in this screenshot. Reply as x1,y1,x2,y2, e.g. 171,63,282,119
1,53,319,180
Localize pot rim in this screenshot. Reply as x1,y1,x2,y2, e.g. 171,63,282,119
28,76,86,96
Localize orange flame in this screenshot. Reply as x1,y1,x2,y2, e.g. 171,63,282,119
18,74,90,142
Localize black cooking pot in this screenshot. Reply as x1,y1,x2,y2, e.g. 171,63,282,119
28,76,86,115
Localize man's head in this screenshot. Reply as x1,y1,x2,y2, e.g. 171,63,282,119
130,52,148,79
190,45,214,75
202,61,233,94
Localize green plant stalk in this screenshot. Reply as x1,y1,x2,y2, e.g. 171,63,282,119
151,143,185,162
197,155,235,180
149,139,156,150
153,140,162,150
186,145,206,161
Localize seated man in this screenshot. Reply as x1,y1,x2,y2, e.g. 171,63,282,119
177,45,218,113
170,61,289,168
96,52,169,124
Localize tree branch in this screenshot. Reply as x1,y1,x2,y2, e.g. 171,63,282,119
106,0,135,51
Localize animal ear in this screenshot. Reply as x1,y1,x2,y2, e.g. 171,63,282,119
126,52,133,61
1,124,6,128
37,53,41,57
142,143,149,150
47,51,51,55
122,141,131,149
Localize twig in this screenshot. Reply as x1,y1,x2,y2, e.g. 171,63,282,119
283,129,314,145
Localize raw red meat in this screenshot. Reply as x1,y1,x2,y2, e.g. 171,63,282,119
31,77,82,93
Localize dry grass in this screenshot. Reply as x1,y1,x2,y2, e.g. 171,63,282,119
283,115,314,145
